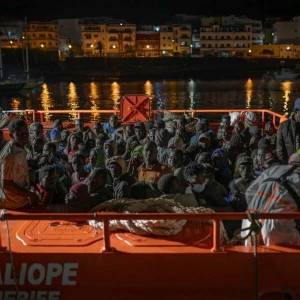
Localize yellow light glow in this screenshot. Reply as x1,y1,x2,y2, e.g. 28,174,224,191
67,82,79,121
281,81,292,116
245,79,253,109
89,82,100,122
40,83,53,121
111,82,120,111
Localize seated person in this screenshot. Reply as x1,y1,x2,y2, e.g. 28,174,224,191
157,173,198,207
226,155,256,212
107,156,136,199
184,162,233,212
47,182,90,212
70,153,90,185
86,167,114,208
35,165,67,207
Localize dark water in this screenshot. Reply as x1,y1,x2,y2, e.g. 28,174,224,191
1,78,300,122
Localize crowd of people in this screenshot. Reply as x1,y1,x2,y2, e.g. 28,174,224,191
0,98,300,246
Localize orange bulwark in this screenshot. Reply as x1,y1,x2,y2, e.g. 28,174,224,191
1,210,300,300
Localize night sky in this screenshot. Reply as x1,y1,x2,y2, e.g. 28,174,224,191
1,0,300,24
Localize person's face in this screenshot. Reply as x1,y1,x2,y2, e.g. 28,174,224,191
86,173,105,193
12,124,29,146
135,127,145,140
125,125,135,138
43,144,55,156
71,157,85,172
234,122,244,133
109,116,118,128
212,154,223,171
221,128,232,141
75,120,84,131
294,109,300,122
221,118,231,126
143,143,157,164
32,125,43,138
147,130,155,141
41,170,57,189
170,178,183,194
237,163,252,180
104,143,114,158
108,162,122,178
168,151,182,169
265,124,275,135
189,173,205,186
257,148,267,164
89,149,98,167
198,137,210,149
61,131,69,142
204,172,214,185
93,123,102,135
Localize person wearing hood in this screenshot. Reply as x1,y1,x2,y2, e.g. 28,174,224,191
103,139,118,166
107,156,136,199
211,148,233,193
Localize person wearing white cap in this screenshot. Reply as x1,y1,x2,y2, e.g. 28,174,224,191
277,98,300,163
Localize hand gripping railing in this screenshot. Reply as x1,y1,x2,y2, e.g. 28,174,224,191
1,211,300,252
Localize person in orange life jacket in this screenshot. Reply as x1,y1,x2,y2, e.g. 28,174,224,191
70,153,90,185
0,119,40,209
137,141,171,196
184,162,232,212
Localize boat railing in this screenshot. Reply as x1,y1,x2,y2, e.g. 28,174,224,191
4,109,287,129
2,211,300,252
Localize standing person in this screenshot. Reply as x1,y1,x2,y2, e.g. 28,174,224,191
277,98,300,163
0,119,40,209
74,118,96,144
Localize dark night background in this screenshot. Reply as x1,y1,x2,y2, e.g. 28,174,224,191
1,0,300,23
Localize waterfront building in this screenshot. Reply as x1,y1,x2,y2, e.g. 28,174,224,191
273,17,300,44
25,21,59,51
199,22,252,58
0,19,24,48
159,24,174,56
136,25,160,57
81,23,106,56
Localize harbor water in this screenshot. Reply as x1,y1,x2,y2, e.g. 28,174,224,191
1,78,300,122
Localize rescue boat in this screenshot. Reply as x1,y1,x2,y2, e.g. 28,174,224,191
0,94,298,300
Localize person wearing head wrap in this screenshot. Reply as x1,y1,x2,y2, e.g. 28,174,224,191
107,156,136,199
227,155,256,212
103,139,118,166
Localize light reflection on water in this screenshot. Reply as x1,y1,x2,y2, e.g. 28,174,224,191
1,78,299,122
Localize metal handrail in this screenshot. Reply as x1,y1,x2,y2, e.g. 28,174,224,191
2,211,300,252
